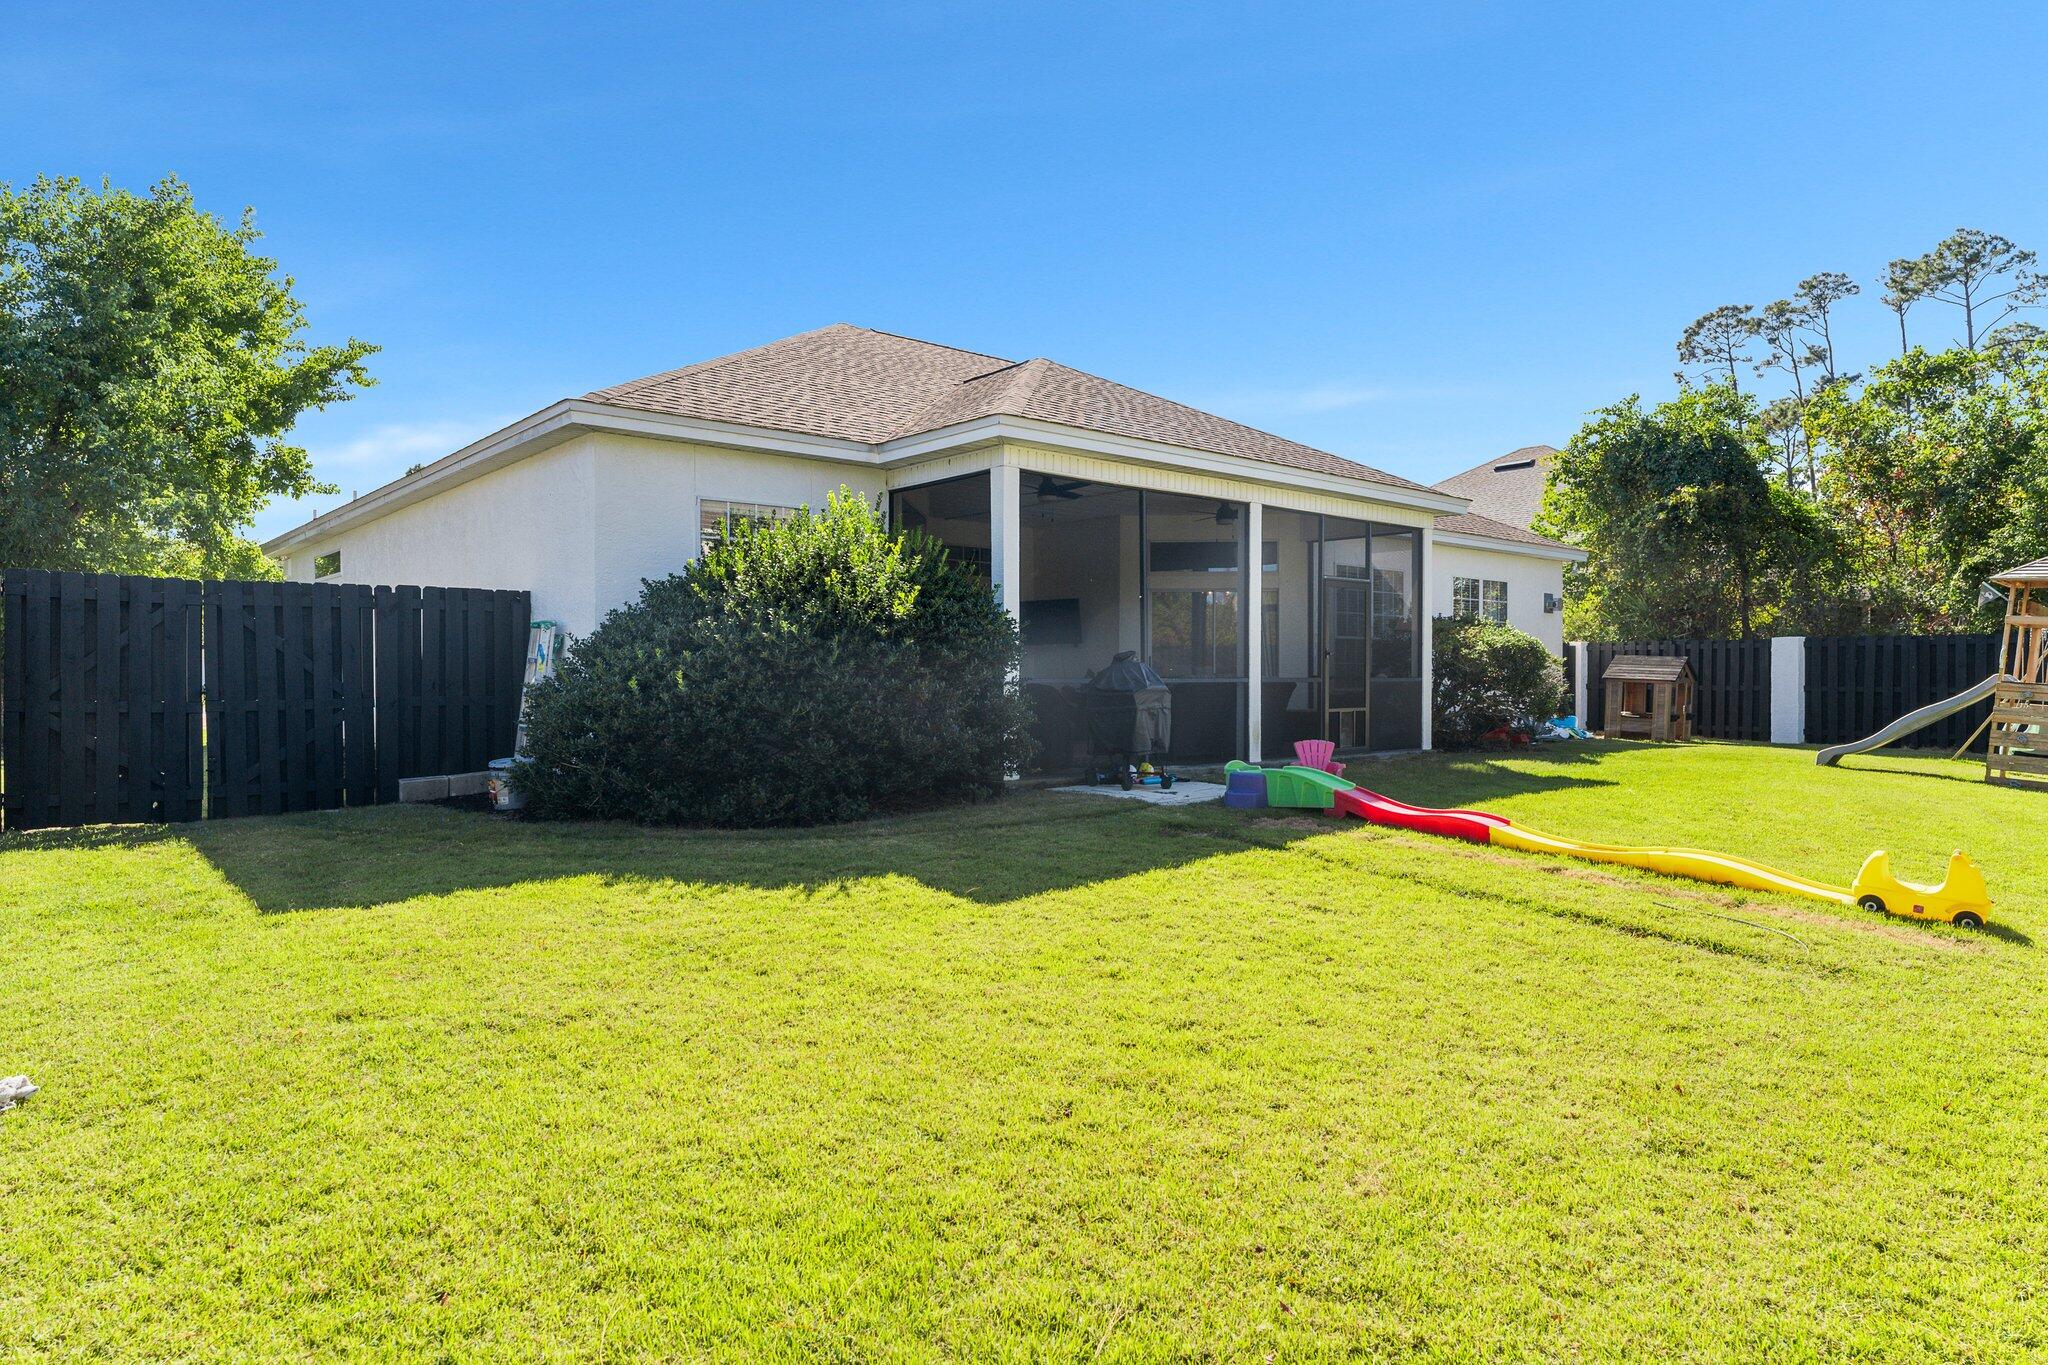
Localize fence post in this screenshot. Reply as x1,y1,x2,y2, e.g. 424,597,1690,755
1570,642,1588,723
1770,636,1806,744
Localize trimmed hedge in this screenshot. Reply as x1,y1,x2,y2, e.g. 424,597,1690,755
1431,615,1565,748
514,490,1031,825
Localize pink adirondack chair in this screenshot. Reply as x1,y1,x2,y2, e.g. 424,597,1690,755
1293,739,1345,776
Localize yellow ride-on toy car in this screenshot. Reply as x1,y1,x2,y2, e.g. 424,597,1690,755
1849,850,1993,929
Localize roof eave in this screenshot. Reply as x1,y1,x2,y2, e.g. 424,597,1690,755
880,415,1470,514
1432,529,1586,562
264,401,1472,556
261,399,882,556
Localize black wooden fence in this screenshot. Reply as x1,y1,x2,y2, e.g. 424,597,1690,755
2,570,529,831
1581,638,1772,741
1804,633,2001,753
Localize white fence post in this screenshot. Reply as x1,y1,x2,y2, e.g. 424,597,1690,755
1570,642,1588,723
1770,636,1806,744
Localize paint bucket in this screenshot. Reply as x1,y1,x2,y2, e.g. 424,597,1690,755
487,757,526,812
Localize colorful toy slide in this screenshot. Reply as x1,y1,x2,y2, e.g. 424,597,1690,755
1228,762,1995,928
1815,673,2001,766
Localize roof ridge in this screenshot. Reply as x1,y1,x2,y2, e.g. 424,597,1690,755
1019,356,1369,457
585,322,862,400
853,325,1014,364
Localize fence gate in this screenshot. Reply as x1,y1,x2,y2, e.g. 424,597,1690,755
2,570,528,831
1583,637,1772,741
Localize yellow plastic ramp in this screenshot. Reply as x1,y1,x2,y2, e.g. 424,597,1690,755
1487,823,1859,907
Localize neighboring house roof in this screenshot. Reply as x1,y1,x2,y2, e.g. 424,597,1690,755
587,323,1434,492
1432,509,1581,556
1602,654,1692,683
1431,444,1558,530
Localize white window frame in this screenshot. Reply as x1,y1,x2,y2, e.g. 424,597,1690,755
699,498,801,557
1452,575,1508,624
1481,579,1508,623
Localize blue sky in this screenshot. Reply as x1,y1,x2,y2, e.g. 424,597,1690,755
7,2,2047,541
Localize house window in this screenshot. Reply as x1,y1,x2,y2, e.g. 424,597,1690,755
313,552,341,579
1453,576,1509,623
699,499,800,556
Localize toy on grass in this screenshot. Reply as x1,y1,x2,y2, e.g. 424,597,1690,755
1223,767,1267,809
1292,739,1344,775
1228,761,1996,929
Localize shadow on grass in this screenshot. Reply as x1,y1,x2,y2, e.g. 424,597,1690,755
177,790,1326,915
1344,741,1624,808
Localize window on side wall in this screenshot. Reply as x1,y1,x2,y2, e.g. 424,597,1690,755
699,499,800,557
1481,578,1508,623
313,552,341,579
1452,576,1481,619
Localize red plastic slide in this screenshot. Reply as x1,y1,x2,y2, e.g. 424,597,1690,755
1329,787,1510,844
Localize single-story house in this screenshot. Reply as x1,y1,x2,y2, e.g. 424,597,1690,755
265,325,1579,767
1428,445,1583,655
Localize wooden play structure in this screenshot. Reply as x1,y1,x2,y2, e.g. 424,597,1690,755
1986,558,2048,788
1599,654,1694,742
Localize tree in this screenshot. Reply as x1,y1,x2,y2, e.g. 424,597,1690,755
1807,338,2048,627
1795,271,1859,384
1907,228,2042,350
1753,297,1822,489
1759,396,1805,488
1677,304,1758,391
1539,386,1843,639
0,175,374,576
1879,256,1930,357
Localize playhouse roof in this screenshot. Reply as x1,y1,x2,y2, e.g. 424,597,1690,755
1602,654,1692,683
1990,557,2048,586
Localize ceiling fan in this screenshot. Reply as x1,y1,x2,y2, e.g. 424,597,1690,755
1033,475,1087,501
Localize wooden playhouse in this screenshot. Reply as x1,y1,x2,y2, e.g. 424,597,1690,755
1987,558,2048,787
1599,654,1694,742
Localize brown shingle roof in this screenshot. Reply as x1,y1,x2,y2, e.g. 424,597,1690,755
1991,557,2048,586
1602,654,1692,683
1431,444,1558,529
1433,509,1580,554
586,324,1433,492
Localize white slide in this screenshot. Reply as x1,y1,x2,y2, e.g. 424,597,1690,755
1815,674,2001,766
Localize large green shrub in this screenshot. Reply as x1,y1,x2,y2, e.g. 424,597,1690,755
514,491,1031,826
1431,615,1565,749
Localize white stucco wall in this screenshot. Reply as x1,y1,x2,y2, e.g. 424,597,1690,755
1430,542,1570,655
281,438,604,636
588,432,885,625
282,432,889,640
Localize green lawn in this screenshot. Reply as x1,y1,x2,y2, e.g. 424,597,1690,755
2,742,2045,1361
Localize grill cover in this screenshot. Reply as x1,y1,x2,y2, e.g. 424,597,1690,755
1082,652,1172,756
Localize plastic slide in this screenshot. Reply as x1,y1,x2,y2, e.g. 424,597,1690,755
1815,674,2001,766
1232,762,1995,926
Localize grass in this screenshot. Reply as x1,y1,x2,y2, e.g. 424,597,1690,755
2,740,2045,1361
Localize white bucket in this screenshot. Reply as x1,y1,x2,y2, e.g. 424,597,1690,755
487,758,526,812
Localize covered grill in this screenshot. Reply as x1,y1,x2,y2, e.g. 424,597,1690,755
1081,652,1174,788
